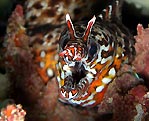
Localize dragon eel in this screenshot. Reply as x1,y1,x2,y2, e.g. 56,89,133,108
25,0,135,107
56,0,135,107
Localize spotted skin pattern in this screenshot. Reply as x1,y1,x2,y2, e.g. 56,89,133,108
57,1,135,107
25,0,135,107
25,0,98,83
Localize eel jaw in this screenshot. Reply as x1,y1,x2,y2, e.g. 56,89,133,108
60,65,88,100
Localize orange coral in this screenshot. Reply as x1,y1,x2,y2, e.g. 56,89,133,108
0,104,26,121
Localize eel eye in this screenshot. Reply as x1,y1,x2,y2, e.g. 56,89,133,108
89,43,97,57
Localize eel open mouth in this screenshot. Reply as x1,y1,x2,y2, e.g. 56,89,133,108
61,64,87,99
72,67,86,84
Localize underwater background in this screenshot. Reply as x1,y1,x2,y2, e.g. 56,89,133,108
0,0,149,121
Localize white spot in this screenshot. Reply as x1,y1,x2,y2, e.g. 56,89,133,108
47,42,52,46
57,76,61,83
63,64,70,71
103,9,106,12
46,18,54,23
27,0,35,8
102,77,112,84
134,104,144,121
47,68,54,77
122,53,124,57
69,99,82,105
41,1,48,9
56,76,61,87
61,71,65,79
66,13,71,22
57,3,65,14
86,73,94,79
68,93,96,106
82,100,96,107
86,93,94,100
68,92,73,99
108,68,116,76
81,92,88,98
68,91,77,99
58,62,62,68
68,61,75,67
108,5,112,18
99,14,103,19
101,56,112,64
101,58,108,64
40,51,46,58
96,85,104,92
116,54,119,58
86,73,94,83
65,70,72,77
40,61,45,68
95,44,110,64
90,68,97,74
61,91,66,98
144,92,149,98
111,42,114,47
84,65,96,74
103,44,110,51
63,64,72,76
